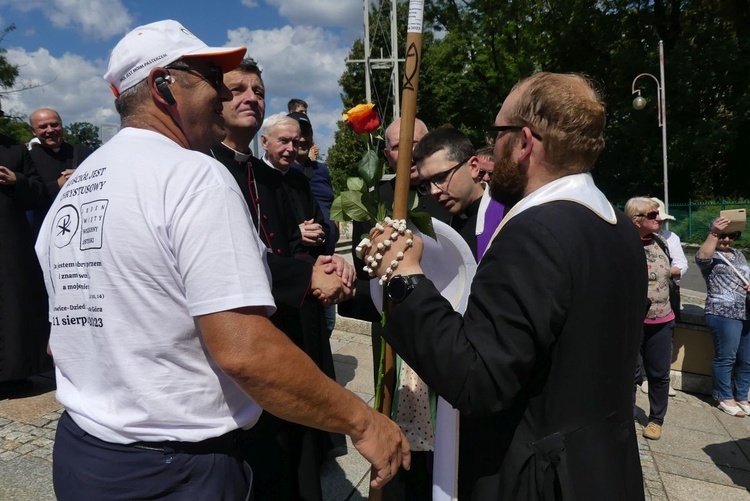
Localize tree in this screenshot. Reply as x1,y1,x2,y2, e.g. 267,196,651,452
331,0,750,202
65,122,101,150
0,24,19,89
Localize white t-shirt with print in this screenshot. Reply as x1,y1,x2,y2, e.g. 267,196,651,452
35,128,275,444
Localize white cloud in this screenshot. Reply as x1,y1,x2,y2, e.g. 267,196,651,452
0,0,133,39
241,0,259,6
265,0,361,28
226,25,351,155
4,47,117,126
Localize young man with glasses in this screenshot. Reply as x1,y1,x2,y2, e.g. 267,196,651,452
415,127,487,258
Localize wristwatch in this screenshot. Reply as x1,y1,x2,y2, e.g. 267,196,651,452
386,274,426,304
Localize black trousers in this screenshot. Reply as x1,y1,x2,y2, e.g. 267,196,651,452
53,411,252,501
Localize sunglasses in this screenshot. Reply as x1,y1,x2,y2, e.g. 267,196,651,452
165,63,224,89
636,211,659,220
718,231,741,240
485,125,543,145
417,157,472,196
477,169,493,179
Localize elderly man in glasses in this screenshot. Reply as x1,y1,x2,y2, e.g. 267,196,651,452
35,20,408,499
360,72,647,500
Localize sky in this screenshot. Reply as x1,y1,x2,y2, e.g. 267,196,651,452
0,0,367,155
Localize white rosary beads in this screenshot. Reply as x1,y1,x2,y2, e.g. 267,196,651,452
354,217,414,284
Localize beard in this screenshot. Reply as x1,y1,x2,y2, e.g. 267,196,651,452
489,139,528,207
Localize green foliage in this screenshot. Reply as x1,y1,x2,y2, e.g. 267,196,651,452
0,24,19,89
0,116,32,143
64,122,101,150
332,0,750,205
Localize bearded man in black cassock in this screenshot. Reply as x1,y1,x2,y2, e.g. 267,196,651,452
363,72,648,501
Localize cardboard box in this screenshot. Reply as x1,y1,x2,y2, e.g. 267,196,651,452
720,208,746,233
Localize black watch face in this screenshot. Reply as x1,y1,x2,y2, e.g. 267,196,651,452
387,277,408,302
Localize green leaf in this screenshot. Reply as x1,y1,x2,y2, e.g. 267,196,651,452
410,211,436,240
330,195,348,222
347,177,365,192
408,190,419,211
358,150,382,188
341,191,374,221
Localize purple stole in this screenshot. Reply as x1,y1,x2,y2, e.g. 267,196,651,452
477,198,505,258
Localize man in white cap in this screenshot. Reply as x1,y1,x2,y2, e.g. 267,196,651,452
35,19,408,499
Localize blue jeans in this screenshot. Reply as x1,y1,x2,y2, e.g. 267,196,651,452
706,314,750,402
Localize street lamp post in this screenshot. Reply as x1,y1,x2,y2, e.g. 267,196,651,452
631,40,668,227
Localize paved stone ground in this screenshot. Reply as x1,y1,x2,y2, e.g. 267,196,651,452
3,319,750,500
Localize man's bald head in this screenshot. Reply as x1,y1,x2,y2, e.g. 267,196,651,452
384,117,428,183
30,108,64,150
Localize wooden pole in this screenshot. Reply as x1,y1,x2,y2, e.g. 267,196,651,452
369,1,424,498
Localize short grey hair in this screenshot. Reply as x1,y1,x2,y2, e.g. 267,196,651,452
260,113,300,138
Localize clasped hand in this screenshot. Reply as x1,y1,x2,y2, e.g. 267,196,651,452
311,255,355,306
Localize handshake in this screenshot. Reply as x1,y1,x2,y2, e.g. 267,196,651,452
310,254,355,307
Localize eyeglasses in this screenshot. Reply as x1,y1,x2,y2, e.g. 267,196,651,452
485,125,543,145
417,156,471,196
477,169,493,179
636,211,659,220
165,63,224,89
718,231,741,240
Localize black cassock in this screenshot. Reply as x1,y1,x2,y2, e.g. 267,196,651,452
29,142,91,235
382,202,648,501
211,144,340,501
0,135,52,382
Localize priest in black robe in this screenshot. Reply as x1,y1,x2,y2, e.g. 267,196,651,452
210,58,351,501
28,108,92,234
362,73,647,501
0,133,52,388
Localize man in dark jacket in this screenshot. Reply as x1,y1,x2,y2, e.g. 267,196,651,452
362,72,647,500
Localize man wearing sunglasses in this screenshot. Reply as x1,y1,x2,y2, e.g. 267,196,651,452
362,72,647,500
35,20,408,499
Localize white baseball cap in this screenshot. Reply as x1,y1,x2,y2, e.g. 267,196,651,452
104,20,246,97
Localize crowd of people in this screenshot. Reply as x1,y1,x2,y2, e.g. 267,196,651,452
1,16,748,501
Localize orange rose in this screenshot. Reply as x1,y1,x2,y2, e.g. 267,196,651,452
342,103,381,134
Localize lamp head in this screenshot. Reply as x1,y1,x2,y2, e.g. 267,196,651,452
632,94,647,111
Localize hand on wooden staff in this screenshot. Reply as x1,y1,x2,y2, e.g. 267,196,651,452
356,218,424,284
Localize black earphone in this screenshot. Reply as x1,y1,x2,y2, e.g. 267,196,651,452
155,75,176,105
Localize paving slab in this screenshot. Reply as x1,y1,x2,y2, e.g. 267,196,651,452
660,470,750,501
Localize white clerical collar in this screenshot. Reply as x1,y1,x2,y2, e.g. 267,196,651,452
487,173,616,248
221,142,252,163
261,154,289,175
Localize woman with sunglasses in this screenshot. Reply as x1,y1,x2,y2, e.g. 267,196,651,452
696,216,750,417
625,197,675,440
